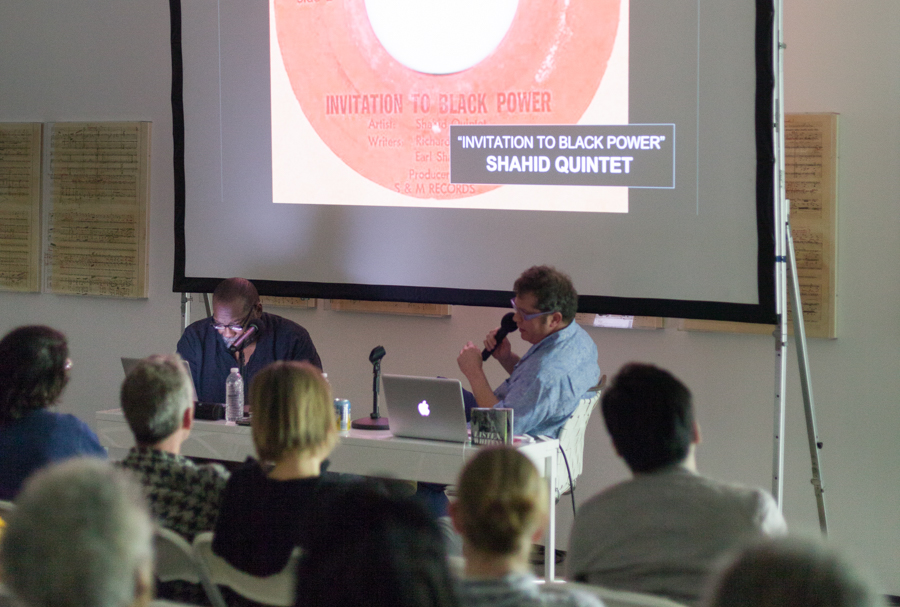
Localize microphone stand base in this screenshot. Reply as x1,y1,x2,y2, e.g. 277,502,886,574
351,416,390,430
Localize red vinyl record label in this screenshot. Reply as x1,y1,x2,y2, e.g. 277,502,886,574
271,0,628,211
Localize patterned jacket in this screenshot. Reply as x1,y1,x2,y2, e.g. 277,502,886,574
120,447,229,539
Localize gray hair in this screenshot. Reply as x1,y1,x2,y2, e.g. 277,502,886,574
704,537,882,607
120,354,193,445
0,458,154,607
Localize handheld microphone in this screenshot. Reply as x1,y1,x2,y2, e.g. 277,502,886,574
482,312,518,361
228,322,259,353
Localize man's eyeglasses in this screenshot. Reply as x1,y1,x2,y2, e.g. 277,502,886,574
510,298,555,321
212,310,253,332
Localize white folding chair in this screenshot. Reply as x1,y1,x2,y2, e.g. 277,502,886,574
531,376,606,568
554,375,606,501
192,532,300,607
542,581,690,607
154,527,226,607
0,582,16,607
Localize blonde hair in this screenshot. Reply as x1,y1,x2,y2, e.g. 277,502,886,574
455,447,547,555
250,361,336,463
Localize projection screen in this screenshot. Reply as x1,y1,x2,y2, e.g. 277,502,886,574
171,0,777,323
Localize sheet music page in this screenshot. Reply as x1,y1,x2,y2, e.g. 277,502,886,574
43,122,150,298
0,123,43,292
785,113,838,339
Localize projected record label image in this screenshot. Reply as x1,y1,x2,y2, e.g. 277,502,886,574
271,0,623,203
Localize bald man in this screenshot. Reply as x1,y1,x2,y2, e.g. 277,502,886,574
177,278,321,404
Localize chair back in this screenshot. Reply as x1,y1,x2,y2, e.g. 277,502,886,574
192,531,300,607
542,581,690,607
0,500,14,518
154,527,226,607
554,375,606,501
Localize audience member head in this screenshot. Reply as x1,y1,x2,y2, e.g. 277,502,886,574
120,354,194,447
513,265,578,323
0,325,70,424
0,458,154,607
250,361,336,465
601,362,696,473
211,277,262,348
704,538,882,607
451,446,547,565
295,485,459,607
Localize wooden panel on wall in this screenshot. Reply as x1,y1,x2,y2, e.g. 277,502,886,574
576,313,664,330
260,295,317,309
329,299,451,317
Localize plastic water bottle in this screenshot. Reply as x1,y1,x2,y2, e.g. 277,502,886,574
225,368,244,422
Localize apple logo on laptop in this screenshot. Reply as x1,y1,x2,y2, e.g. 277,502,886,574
417,400,431,417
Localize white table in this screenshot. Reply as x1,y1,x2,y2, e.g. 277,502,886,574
96,409,560,579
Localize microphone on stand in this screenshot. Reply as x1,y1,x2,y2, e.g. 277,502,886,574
351,345,390,430
482,312,518,361
228,323,259,353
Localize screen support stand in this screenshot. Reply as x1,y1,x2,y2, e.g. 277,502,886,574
181,293,214,334
181,292,193,332
772,220,828,533
771,0,827,533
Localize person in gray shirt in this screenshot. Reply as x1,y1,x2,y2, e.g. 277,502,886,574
568,363,786,606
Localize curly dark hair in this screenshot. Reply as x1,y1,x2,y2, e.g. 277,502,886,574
513,265,579,322
0,326,70,424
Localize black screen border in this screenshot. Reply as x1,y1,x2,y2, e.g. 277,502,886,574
169,0,777,324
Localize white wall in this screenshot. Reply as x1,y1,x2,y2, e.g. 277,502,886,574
1,0,897,594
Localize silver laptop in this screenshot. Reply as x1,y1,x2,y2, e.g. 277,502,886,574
121,357,199,403
383,374,469,443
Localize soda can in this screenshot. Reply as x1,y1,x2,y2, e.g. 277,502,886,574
333,398,351,432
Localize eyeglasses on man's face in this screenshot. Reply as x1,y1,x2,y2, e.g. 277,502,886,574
510,297,555,321
212,309,253,332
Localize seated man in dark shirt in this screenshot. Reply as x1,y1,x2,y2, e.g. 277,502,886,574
176,277,322,404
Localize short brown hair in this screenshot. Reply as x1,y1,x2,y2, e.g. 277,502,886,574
455,447,547,556
250,361,336,463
